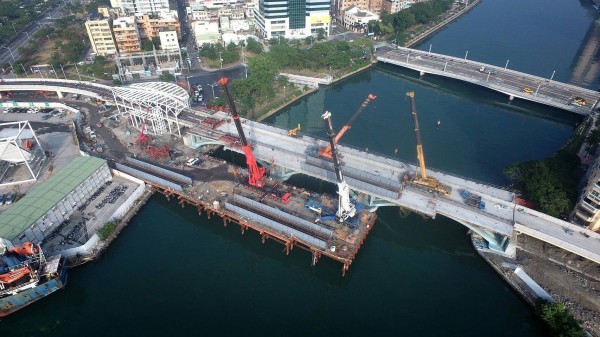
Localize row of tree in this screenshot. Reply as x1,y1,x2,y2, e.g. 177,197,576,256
503,119,592,217
206,38,373,116
367,0,454,44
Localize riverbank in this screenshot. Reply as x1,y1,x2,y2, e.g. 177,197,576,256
472,234,600,336
404,0,481,48
65,188,154,268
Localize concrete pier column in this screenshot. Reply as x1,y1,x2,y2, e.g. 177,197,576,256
56,91,63,98
419,71,425,76
508,95,514,101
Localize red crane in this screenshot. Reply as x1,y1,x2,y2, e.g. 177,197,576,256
218,77,266,188
318,93,376,159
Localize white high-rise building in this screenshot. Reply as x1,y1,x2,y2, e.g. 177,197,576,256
119,0,170,15
254,0,331,39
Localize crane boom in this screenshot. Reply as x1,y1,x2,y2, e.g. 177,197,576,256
407,91,427,180
322,111,356,221
318,94,376,159
219,77,266,187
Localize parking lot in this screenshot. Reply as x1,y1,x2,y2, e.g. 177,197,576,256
41,177,139,254
0,107,71,123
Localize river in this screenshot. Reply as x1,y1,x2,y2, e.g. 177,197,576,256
1,0,598,336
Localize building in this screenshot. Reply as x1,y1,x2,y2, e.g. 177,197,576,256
113,16,142,53
118,0,170,15
192,21,220,45
381,0,413,14
254,0,331,39
159,30,180,50
85,14,118,56
0,157,112,244
342,6,379,31
136,13,181,39
571,155,600,232
97,5,112,18
332,0,382,18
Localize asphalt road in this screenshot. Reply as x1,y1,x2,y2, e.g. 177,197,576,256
0,1,69,67
382,46,600,109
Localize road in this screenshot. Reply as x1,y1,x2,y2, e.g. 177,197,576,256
0,1,70,67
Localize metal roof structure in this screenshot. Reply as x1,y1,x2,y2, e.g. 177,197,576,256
0,121,45,186
111,82,189,135
0,156,106,241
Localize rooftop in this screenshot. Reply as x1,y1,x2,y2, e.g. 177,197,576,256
0,157,107,241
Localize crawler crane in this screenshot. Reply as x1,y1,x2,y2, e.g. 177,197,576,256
406,91,451,196
219,77,266,187
318,94,376,159
322,111,356,222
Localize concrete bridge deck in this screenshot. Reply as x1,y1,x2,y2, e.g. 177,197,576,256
2,78,600,264
378,46,600,115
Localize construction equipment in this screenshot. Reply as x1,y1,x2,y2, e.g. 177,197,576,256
318,94,376,159
322,111,356,222
406,91,451,196
219,77,266,188
288,124,301,137
136,121,152,147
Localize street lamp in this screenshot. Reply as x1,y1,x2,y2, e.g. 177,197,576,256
550,70,556,81
60,64,67,79
11,23,17,34
505,59,509,69
219,52,223,69
464,50,468,60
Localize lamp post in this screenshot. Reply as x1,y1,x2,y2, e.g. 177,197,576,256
51,64,58,79
11,23,17,34
464,50,468,60
505,59,509,69
74,63,81,81
428,44,432,54
550,70,555,82
219,52,222,69
60,64,67,79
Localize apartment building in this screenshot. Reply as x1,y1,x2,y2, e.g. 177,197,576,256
113,16,142,53
571,155,600,232
136,13,181,39
85,14,118,56
159,30,180,51
381,0,413,14
118,0,170,15
343,6,379,30
254,0,331,39
332,0,383,17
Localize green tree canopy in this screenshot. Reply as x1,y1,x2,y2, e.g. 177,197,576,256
535,300,584,337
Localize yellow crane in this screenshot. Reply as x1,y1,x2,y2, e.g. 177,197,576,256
406,91,451,196
288,123,301,137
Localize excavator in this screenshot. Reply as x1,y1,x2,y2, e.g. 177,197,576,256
322,111,356,222
219,77,266,188
406,91,451,196
318,94,376,159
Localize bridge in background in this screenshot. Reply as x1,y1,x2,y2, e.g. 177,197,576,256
378,46,600,115
2,78,600,265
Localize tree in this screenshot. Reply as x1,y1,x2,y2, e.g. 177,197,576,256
142,39,154,51
246,37,263,54
317,28,326,41
199,43,218,60
151,37,161,49
159,72,175,82
535,300,584,337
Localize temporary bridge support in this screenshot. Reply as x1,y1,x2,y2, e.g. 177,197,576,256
447,215,509,252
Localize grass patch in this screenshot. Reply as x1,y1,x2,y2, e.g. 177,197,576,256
97,219,119,241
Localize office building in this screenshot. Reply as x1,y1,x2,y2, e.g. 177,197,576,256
254,0,331,39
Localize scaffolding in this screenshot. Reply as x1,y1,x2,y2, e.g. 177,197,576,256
111,82,189,136
0,121,46,187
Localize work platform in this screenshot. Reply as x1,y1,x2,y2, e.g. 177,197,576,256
119,156,377,275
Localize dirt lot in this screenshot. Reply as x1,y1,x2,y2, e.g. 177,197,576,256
510,234,600,334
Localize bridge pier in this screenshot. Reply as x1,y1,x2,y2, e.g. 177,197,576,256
451,217,509,252
419,71,425,76
265,163,297,181
359,193,397,211
508,95,514,101
56,91,64,99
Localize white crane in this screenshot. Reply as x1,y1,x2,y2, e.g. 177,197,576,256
322,111,356,222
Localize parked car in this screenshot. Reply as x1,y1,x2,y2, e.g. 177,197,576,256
0,194,5,205
5,193,14,205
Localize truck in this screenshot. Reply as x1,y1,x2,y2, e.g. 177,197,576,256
460,189,485,209
478,66,496,75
